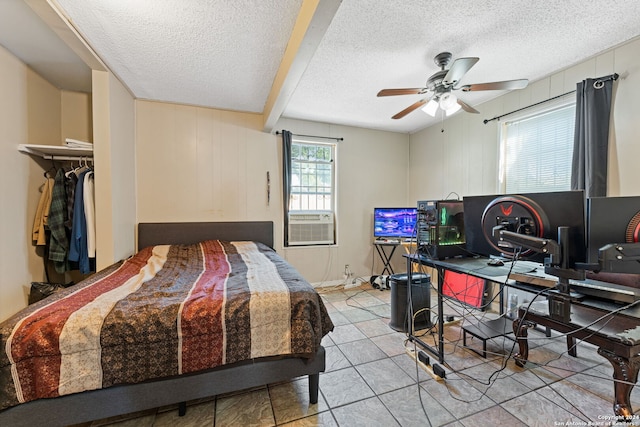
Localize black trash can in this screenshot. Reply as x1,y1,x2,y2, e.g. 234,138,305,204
389,273,432,332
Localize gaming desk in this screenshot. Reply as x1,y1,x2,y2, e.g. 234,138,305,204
405,254,541,363
406,254,640,419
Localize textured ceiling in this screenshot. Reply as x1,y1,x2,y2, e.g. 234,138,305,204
55,0,304,114
4,0,640,134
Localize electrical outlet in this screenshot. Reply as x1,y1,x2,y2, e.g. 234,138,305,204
344,264,353,278
343,264,352,283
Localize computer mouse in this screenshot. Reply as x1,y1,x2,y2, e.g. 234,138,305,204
488,259,504,266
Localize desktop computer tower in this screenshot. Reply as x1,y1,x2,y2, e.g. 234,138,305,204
417,200,467,259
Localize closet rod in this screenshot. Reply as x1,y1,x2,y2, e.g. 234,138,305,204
483,73,619,124
275,131,343,141
43,155,94,162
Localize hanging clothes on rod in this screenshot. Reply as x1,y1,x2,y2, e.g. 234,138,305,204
31,157,97,275
71,157,96,273
68,165,95,274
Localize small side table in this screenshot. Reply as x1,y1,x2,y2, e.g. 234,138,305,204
374,242,399,276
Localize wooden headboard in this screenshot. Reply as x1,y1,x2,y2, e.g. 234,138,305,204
137,221,274,251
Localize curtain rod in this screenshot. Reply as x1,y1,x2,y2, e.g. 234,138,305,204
483,73,619,125
275,131,343,141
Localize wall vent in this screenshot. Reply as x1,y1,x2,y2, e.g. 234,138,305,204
288,211,334,245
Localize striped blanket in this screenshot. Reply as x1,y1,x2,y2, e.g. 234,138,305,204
0,240,333,412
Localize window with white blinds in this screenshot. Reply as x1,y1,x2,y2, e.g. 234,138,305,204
499,103,576,193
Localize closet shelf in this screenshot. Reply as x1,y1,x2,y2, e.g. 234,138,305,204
18,144,93,161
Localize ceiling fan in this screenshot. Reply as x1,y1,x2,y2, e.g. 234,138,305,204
377,52,528,119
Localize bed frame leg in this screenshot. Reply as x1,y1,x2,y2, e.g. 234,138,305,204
178,401,187,416
309,373,319,404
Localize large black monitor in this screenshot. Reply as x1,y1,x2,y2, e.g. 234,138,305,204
463,190,587,268
587,196,640,265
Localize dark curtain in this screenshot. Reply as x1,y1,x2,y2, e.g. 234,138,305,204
571,74,615,197
282,130,293,247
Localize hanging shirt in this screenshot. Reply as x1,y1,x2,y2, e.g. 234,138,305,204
64,171,78,232
83,171,96,259
69,170,90,274
32,177,54,246
48,168,70,273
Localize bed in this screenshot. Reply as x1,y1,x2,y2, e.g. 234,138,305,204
0,221,333,426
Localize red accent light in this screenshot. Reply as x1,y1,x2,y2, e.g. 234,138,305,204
442,270,486,309
500,204,513,216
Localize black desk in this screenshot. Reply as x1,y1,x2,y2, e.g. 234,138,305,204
403,255,621,360
405,254,640,418
404,255,535,362
514,301,640,419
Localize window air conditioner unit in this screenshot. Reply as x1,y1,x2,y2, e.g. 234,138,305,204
288,211,334,245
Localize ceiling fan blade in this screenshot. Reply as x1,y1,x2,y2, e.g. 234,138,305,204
442,57,479,87
377,88,425,97
457,99,479,114
392,99,427,119
460,79,529,92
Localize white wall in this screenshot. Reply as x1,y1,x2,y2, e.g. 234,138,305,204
135,102,411,284
408,37,640,202
93,70,136,269
135,101,277,224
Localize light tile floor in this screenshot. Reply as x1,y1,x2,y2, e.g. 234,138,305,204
85,284,639,426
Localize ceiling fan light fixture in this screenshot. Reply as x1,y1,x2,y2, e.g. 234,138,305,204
439,92,457,110
421,99,439,117
445,102,461,116
378,52,529,121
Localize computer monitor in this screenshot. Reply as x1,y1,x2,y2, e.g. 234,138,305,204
373,207,417,239
463,190,587,268
587,196,640,265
